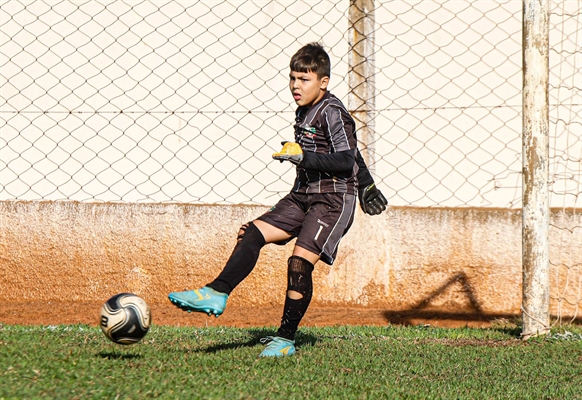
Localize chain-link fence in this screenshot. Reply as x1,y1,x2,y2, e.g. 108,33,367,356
1,0,581,323
1,0,580,208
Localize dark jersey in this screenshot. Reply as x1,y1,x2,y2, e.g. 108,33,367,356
292,91,359,194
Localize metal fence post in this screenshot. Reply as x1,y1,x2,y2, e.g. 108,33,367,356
348,0,376,172
521,0,551,339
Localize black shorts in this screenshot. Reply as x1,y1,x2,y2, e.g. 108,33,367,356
256,191,356,265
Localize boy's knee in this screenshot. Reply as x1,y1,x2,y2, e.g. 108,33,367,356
287,290,303,300
236,222,251,243
233,221,266,250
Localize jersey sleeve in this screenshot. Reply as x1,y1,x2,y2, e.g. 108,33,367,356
300,149,355,173
355,148,374,189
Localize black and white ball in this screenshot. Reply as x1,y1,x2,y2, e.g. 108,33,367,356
100,293,151,345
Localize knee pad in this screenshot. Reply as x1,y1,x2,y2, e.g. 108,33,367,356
287,256,314,298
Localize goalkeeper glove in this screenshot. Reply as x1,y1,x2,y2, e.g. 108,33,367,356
359,183,388,215
272,141,303,165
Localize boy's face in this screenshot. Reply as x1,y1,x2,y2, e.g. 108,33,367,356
289,70,329,107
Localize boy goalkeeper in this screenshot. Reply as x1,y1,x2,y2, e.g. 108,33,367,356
169,42,387,357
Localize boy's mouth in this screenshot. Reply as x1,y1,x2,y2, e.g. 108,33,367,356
293,93,301,101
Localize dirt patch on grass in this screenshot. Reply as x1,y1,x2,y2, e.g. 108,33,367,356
0,302,504,329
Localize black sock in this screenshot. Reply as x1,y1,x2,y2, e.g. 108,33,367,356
207,222,265,295
276,256,314,341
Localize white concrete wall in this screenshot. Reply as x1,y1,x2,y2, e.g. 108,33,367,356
1,201,580,319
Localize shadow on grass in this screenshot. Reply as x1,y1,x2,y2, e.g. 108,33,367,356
382,310,524,334
97,351,142,360
197,328,319,354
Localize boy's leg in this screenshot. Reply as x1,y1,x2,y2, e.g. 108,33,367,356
207,219,293,294
277,252,316,339
260,193,356,357
169,220,293,315
259,251,316,357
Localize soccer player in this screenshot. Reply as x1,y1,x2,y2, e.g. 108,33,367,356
168,42,387,357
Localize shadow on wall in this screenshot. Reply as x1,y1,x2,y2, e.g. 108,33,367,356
382,272,582,326
385,272,504,325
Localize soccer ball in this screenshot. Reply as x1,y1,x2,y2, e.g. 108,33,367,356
100,293,151,345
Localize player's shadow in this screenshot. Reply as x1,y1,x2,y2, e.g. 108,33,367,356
382,271,522,335
197,328,318,354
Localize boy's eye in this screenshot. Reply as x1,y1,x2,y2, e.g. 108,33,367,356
289,75,310,83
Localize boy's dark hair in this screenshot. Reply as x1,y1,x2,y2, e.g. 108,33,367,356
290,42,331,79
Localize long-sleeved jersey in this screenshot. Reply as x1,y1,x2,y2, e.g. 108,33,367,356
292,91,359,195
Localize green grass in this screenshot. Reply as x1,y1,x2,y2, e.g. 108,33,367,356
1,323,581,399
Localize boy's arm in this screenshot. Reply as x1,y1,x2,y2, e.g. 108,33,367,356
273,143,387,215
300,150,354,173
272,141,354,173
356,149,374,188
356,149,388,215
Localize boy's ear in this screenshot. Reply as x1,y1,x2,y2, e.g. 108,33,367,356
320,76,330,90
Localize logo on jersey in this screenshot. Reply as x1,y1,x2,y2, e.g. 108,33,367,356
302,125,316,138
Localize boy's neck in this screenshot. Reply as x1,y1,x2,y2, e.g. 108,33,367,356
304,90,328,108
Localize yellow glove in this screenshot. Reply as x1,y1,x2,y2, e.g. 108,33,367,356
272,141,303,165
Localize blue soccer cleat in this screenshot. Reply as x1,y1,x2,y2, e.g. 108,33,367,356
259,336,296,357
168,286,228,317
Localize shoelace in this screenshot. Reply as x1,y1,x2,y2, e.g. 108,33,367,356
259,336,275,345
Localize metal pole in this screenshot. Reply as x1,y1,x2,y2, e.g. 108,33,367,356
521,0,550,339
348,0,376,171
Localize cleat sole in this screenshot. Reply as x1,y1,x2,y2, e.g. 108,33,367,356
168,289,226,317
169,298,223,316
